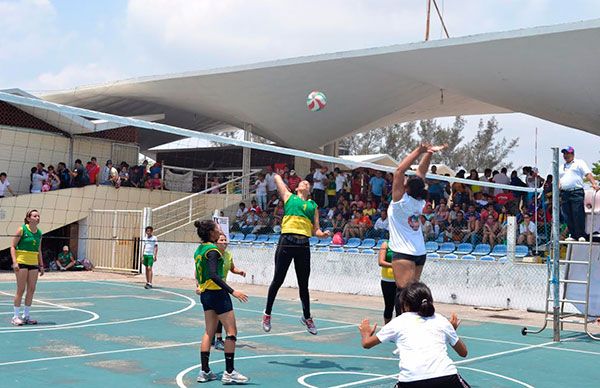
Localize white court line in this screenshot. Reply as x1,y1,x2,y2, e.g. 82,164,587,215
0,291,100,333
299,372,393,388
37,295,189,304
0,281,196,333
459,367,534,388
0,323,355,367
0,309,69,316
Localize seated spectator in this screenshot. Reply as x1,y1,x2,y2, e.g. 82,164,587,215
482,214,502,248
149,161,162,177
362,201,376,218
518,213,537,247
234,202,248,230
70,159,90,188
130,165,142,188
357,212,373,239
421,215,435,241
240,208,259,235
495,189,515,207
464,211,482,245
272,201,284,225
87,157,100,185
446,211,468,242
473,191,488,209
250,199,262,214
267,193,279,210
145,173,162,190
367,209,389,239
448,203,462,221
56,246,76,271
422,202,435,222
433,203,449,232
0,172,17,198
464,203,479,222
480,203,499,221
119,165,132,187
331,212,347,233
343,210,363,239
252,212,272,234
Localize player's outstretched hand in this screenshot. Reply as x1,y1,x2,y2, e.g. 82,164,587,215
450,313,461,330
359,318,377,337
232,290,248,303
239,270,247,277
428,144,447,153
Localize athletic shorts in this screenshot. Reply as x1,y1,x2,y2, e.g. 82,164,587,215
200,289,233,315
143,255,154,267
392,251,426,266
18,263,39,270
395,373,470,388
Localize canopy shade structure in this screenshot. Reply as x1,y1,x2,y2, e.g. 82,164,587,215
43,19,600,151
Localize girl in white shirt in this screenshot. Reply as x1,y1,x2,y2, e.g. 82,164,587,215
388,144,445,315
359,282,469,388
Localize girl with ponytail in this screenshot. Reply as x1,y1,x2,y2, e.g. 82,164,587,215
359,282,470,388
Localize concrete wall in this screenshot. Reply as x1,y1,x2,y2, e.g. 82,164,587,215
154,243,569,312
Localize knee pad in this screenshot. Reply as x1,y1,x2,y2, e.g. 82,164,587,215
225,335,237,342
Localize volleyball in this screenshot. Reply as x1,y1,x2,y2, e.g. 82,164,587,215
307,90,327,112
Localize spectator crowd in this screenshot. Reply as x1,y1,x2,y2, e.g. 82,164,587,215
230,164,555,251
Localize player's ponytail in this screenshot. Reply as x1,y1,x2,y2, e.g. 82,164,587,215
400,282,435,317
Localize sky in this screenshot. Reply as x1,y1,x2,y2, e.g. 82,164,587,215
1,0,600,174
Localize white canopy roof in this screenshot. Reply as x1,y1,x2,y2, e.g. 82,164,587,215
43,19,600,150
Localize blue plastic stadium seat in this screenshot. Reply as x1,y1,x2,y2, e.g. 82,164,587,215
491,244,508,257
344,238,362,249
346,248,360,254
316,247,330,252
331,247,344,253
315,237,332,247
515,245,529,258
373,239,386,250
437,242,456,254
479,255,496,262
426,252,440,260
425,241,439,253
443,253,459,260
362,249,376,255
456,243,473,255
264,234,280,245
498,256,509,263
461,254,476,260
359,238,376,249
254,234,269,244
241,233,257,243
473,244,491,256
309,237,319,246
230,233,245,244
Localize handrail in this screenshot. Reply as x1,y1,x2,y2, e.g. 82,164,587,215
153,170,258,211
163,165,260,174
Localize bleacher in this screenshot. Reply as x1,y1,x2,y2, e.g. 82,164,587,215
228,232,530,261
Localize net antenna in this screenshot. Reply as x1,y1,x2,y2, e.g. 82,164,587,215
425,0,450,41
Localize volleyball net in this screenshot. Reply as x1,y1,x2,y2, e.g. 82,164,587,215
0,90,563,312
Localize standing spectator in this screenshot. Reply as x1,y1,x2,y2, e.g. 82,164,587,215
129,165,142,188
493,167,511,196
30,163,47,193
334,168,346,203
326,173,337,208
149,161,162,178
517,213,537,247
47,166,60,191
369,170,386,206
87,157,100,185
312,166,328,208
119,165,132,187
287,170,301,193
56,162,71,189
99,160,118,186
209,176,221,194
350,172,362,200
254,174,268,211
145,173,162,190
304,167,315,186
0,172,17,198
70,159,90,188
56,246,76,271
467,169,481,197
264,166,278,199
427,165,444,207
559,146,599,241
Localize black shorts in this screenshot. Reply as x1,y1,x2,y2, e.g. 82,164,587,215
392,251,426,266
395,374,470,388
200,289,233,315
18,264,39,270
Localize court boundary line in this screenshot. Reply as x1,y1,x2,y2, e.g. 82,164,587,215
0,323,356,367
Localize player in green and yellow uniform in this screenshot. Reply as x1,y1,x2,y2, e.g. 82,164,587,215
262,169,331,335
193,219,249,384
10,209,44,326
213,232,246,351
377,241,396,324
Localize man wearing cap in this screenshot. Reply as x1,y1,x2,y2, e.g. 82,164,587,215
56,246,76,271
559,146,599,241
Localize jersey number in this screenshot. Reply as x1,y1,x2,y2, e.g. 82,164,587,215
303,204,307,211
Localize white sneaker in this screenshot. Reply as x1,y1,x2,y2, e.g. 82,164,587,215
578,237,587,242
197,370,217,383
11,316,24,326
565,236,575,241
261,314,271,332
221,369,249,384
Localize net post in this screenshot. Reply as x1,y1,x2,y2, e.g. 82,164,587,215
242,123,252,200
506,216,516,261
551,147,560,342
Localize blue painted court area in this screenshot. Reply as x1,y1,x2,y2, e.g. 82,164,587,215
0,280,598,387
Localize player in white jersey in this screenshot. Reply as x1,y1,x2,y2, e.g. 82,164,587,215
142,226,158,289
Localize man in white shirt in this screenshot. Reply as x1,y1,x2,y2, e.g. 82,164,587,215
517,213,537,246
312,166,328,208
0,172,17,198
559,146,599,241
370,209,389,239
492,167,510,196
264,166,278,199
334,168,346,201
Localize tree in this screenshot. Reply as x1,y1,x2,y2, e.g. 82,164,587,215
378,122,418,160
418,116,465,168
592,161,600,180
457,117,518,170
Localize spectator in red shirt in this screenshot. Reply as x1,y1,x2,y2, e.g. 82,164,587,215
287,170,301,192
495,189,515,206
480,203,499,221
87,157,100,185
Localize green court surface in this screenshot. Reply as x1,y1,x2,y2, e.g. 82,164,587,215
0,280,598,387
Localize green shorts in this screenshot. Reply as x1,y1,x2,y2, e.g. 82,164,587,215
143,255,155,267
